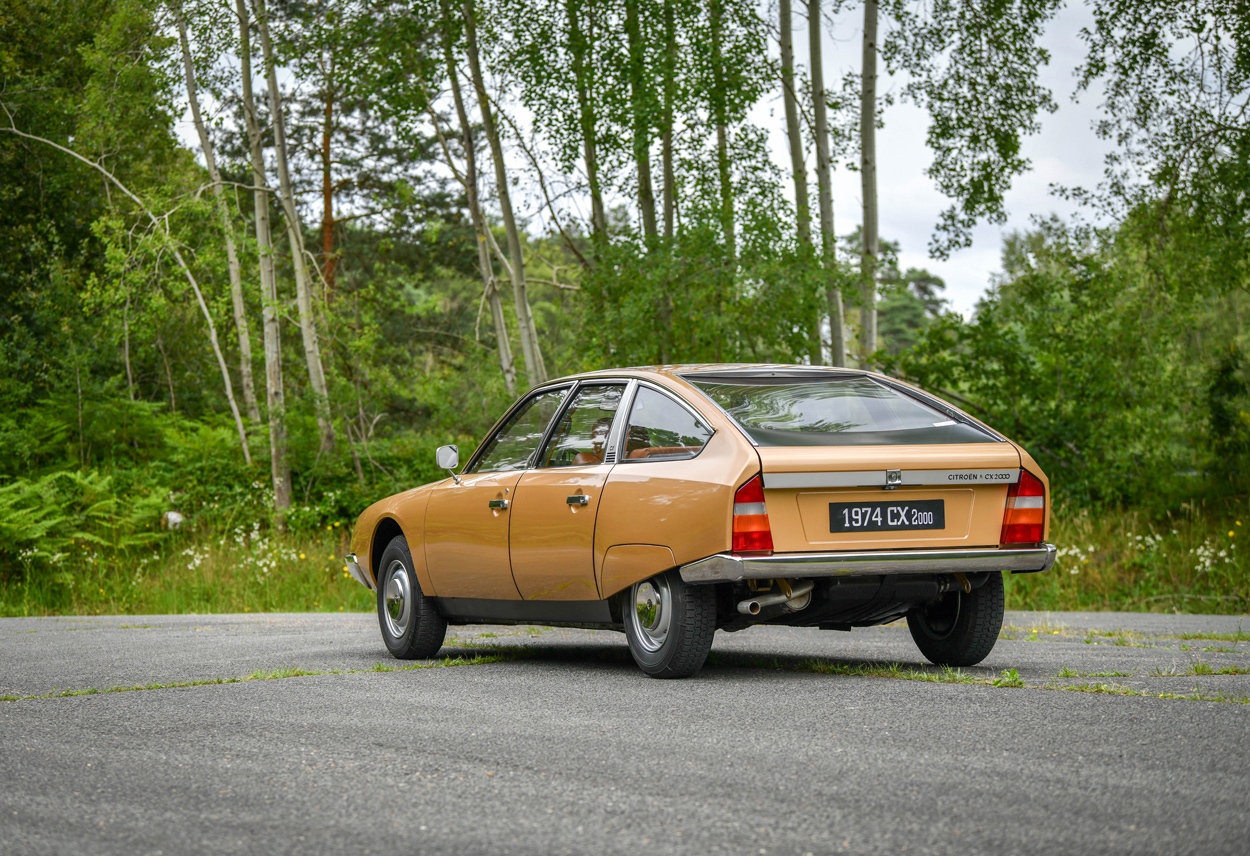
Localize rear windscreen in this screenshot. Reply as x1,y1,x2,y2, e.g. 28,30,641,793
689,376,995,446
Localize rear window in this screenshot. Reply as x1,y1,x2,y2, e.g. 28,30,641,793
688,376,995,446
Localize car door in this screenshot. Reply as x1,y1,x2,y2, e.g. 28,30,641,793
510,382,627,601
423,385,571,600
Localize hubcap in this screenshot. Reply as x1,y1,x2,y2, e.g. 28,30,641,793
383,559,412,639
628,576,673,653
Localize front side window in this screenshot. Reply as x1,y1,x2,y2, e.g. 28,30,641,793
469,386,569,473
689,376,994,446
538,384,625,468
621,387,713,462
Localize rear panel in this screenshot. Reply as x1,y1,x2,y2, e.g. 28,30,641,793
757,444,1023,551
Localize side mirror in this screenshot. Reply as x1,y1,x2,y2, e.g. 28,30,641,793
436,444,461,484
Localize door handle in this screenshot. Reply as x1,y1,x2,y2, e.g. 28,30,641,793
566,494,590,506
488,499,510,510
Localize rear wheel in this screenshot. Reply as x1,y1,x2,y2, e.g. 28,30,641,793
376,536,447,660
907,572,1004,667
623,570,716,679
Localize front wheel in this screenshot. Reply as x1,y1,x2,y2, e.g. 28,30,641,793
376,536,447,660
623,571,716,679
907,572,1004,667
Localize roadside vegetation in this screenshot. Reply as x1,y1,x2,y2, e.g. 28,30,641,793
1,1,1246,616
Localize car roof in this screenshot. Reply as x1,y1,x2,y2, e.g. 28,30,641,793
558,363,879,383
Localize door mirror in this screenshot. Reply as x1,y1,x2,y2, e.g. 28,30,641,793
436,444,460,481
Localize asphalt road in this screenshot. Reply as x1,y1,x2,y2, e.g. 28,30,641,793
2,610,1249,855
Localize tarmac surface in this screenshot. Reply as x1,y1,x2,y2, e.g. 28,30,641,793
2,610,1249,855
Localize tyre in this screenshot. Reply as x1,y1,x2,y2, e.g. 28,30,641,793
907,572,1005,667
623,570,716,679
376,535,447,660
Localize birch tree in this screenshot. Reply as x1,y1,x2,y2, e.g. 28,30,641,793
252,0,337,452
234,0,291,516
464,0,547,386
779,0,811,247
808,0,845,367
173,7,261,424
858,0,879,366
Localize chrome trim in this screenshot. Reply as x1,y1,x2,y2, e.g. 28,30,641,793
679,544,1057,584
566,494,590,506
344,553,375,591
488,498,510,510
605,379,639,465
762,468,1021,490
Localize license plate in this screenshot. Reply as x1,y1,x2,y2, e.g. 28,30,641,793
829,499,945,533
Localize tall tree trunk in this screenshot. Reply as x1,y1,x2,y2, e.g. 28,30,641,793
859,0,879,367
235,0,291,518
253,0,337,452
624,0,657,240
443,4,516,394
709,0,735,262
568,0,607,243
661,0,676,239
780,0,811,247
322,79,337,300
175,10,261,423
809,0,845,367
465,0,547,385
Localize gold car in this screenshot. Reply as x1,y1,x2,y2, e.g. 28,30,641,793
346,365,1054,678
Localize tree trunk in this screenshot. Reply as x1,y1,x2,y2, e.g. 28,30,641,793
661,0,677,239
322,76,337,301
859,0,879,367
175,10,261,423
809,0,845,367
780,0,811,248
253,0,337,452
465,0,547,385
625,0,657,240
709,0,735,262
443,5,517,394
235,0,291,518
568,0,607,243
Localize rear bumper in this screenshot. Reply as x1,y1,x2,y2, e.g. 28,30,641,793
344,553,375,591
680,544,1056,584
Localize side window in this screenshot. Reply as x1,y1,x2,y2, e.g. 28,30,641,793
622,387,713,462
538,384,625,468
469,387,569,473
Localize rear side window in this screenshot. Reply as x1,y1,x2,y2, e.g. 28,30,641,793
690,376,994,446
621,387,713,462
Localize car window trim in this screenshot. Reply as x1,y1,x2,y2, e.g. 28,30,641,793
532,379,630,469
616,380,717,464
464,382,575,474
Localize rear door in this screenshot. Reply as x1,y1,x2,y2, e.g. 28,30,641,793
510,383,626,600
689,373,1021,551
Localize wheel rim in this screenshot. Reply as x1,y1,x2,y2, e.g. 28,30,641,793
628,576,673,654
382,559,412,639
918,591,961,640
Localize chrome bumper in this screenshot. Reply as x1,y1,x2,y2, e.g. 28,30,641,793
344,553,375,591
679,544,1057,584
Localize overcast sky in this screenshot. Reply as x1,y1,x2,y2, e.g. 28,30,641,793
771,1,1114,316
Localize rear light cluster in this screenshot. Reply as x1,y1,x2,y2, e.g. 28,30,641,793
732,475,773,553
1001,470,1046,545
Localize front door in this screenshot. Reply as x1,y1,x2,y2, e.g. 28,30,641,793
511,384,626,601
424,385,571,599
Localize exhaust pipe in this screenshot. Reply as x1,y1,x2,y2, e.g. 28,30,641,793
737,580,815,616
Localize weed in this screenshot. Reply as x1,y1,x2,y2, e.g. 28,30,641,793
1058,667,1133,678
993,669,1025,687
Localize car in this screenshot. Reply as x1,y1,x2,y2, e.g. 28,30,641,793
346,364,1055,678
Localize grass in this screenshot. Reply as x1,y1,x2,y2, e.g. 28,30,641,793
1004,499,1248,613
0,499,1246,617
0,652,528,703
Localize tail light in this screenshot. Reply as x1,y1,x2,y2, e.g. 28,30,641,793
732,474,773,553
1001,470,1045,545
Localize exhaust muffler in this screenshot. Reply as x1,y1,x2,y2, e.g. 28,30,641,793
737,579,815,616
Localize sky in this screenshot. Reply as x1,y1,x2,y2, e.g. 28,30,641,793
761,1,1115,317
